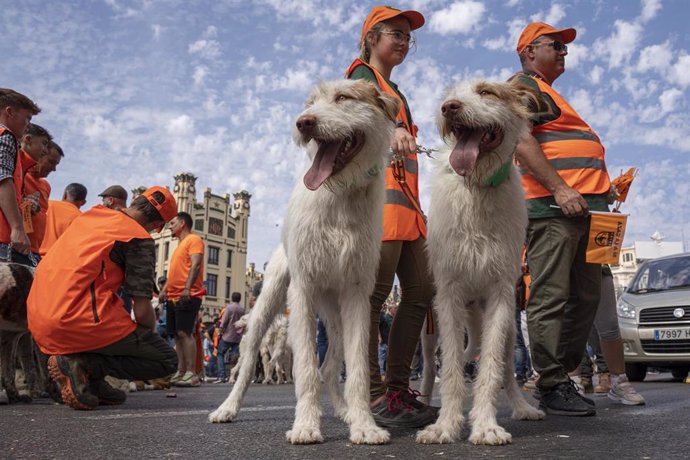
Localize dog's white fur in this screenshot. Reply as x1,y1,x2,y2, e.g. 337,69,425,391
209,79,399,445
260,315,292,384
416,80,544,446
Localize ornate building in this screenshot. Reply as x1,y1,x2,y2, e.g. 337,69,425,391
150,172,252,322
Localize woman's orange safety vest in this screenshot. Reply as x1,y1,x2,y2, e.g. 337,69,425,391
0,127,27,245
27,206,152,355
520,76,611,200
346,58,426,241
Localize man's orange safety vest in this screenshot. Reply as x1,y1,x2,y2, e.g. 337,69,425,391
0,128,29,244
28,206,152,355
346,58,427,241
520,76,611,200
23,163,51,253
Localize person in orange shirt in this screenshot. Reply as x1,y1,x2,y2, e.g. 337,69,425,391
159,211,205,387
0,90,42,264
39,183,87,256
24,139,63,261
27,186,178,410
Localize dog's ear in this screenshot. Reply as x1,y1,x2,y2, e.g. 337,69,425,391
509,80,553,119
377,92,401,123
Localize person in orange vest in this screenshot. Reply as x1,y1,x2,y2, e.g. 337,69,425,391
345,6,436,429
0,89,42,265
24,138,63,261
512,22,612,417
39,183,87,256
27,186,179,410
159,211,205,388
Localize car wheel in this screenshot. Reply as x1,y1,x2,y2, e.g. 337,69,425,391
671,368,689,381
625,363,647,382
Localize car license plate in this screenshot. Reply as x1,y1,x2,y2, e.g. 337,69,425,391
654,328,690,341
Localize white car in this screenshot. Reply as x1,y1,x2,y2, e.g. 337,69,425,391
618,253,690,381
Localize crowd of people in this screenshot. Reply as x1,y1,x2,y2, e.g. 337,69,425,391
1,5,645,434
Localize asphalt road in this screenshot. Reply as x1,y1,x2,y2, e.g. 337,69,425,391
1,373,688,459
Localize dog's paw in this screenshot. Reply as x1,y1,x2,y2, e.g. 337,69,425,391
285,426,323,444
468,423,512,445
415,423,457,444
208,407,237,423
512,406,545,421
349,424,390,445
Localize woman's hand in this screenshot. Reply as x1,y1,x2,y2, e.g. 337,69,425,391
391,126,417,156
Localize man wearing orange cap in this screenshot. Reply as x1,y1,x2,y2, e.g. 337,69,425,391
512,22,611,416
27,186,179,410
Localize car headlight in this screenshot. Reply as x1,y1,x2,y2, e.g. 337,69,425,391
617,298,636,319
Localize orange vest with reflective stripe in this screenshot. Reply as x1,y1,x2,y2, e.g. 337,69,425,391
23,170,51,253
520,76,610,200
27,206,151,355
39,200,81,256
0,128,26,244
346,58,426,241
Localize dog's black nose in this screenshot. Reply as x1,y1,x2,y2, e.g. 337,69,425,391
296,115,317,132
441,100,462,117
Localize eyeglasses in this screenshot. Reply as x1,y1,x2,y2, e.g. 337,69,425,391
381,30,415,47
531,40,568,53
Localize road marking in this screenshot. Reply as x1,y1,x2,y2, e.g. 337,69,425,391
82,405,295,420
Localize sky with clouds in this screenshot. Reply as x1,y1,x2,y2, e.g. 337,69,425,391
3,0,689,266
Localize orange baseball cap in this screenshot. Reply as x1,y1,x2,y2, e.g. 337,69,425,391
516,22,576,55
360,5,425,45
142,186,178,229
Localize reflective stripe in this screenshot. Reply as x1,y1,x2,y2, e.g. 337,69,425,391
519,157,606,175
386,189,417,211
535,130,600,144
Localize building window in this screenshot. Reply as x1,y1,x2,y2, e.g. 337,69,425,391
206,274,218,297
209,217,223,236
164,242,169,260
208,246,219,265
194,219,204,231
227,250,233,268
228,225,236,239
225,276,231,301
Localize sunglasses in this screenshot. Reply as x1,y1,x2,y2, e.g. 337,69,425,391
531,40,568,53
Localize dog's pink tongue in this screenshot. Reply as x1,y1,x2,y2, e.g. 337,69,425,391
449,129,483,176
304,141,340,191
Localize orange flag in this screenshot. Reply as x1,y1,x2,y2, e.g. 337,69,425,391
611,167,637,210
586,211,628,264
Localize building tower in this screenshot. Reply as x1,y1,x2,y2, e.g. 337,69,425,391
173,172,197,214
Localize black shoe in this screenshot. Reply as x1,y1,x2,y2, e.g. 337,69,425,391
371,389,438,429
539,382,596,416
89,379,127,405
567,379,595,407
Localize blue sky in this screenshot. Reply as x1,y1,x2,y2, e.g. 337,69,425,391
3,0,689,266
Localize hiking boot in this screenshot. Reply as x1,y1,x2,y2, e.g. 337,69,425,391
594,372,611,393
174,371,201,387
90,379,127,405
371,389,438,428
580,376,594,393
539,382,596,416
47,355,98,410
608,375,645,405
170,370,183,384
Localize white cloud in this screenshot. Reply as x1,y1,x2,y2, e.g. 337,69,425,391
593,20,643,69
193,66,208,86
188,39,221,59
669,53,690,88
639,0,662,23
636,41,673,73
151,24,163,40
590,65,603,84
530,4,567,26
428,1,486,35
166,115,195,137
659,88,683,113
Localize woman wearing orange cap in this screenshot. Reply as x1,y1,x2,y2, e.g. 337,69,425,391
345,5,436,428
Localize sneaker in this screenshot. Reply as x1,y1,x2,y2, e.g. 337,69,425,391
174,371,201,387
170,370,183,384
580,376,594,393
89,379,127,405
371,389,438,428
47,355,99,410
594,372,611,393
608,375,645,406
539,382,596,416
570,376,586,396
523,374,538,390
214,378,229,384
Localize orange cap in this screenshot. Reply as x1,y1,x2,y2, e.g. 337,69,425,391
516,22,576,55
360,5,425,46
142,186,178,229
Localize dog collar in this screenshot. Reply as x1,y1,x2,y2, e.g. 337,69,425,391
483,160,512,187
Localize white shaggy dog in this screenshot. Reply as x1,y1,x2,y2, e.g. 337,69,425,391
416,80,545,446
260,315,292,385
209,79,399,445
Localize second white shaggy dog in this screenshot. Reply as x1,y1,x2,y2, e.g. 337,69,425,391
209,79,399,445
416,80,544,446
